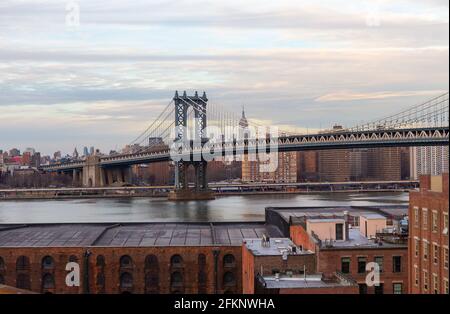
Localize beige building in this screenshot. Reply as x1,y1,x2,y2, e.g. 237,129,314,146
410,146,449,180
240,110,297,183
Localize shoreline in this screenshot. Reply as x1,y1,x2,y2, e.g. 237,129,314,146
0,188,411,201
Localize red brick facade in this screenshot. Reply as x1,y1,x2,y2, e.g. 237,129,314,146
318,248,408,294
408,174,449,294
0,246,241,294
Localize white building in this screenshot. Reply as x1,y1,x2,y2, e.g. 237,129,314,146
410,146,449,179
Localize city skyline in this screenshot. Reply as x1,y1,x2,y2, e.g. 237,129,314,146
1,0,449,154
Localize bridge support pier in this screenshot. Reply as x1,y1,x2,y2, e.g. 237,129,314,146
82,156,104,187
168,91,215,201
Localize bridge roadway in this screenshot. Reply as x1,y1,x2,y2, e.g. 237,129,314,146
0,180,419,193
40,126,449,172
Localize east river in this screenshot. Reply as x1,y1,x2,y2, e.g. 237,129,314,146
0,192,409,224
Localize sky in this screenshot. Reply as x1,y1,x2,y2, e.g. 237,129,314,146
0,0,448,155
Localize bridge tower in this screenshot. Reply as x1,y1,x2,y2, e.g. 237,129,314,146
168,91,215,201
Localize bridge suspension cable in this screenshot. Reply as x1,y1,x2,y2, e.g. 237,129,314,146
347,92,449,132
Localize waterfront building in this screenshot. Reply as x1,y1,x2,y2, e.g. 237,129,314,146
367,147,402,181
271,206,409,294
408,174,449,294
0,205,409,294
410,146,449,179
296,151,319,182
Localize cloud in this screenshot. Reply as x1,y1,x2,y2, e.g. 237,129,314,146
0,0,448,155
315,90,448,102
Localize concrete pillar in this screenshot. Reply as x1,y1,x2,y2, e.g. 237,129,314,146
82,156,103,187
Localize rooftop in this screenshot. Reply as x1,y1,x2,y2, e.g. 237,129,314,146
244,238,313,256
266,205,408,223
0,222,283,247
258,273,356,289
319,228,407,249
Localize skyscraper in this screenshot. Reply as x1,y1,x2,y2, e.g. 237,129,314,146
410,146,449,179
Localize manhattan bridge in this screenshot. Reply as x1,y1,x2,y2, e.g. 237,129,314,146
41,91,449,200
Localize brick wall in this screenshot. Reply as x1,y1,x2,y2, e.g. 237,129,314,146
0,246,242,294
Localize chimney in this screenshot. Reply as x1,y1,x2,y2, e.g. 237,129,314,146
343,210,350,241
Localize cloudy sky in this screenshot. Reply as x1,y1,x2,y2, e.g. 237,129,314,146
0,0,448,155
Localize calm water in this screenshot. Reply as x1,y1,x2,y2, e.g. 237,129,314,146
0,192,409,224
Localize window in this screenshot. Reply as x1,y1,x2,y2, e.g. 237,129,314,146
444,212,449,235
444,247,449,269
422,209,428,230
42,256,54,269
198,254,206,266
170,255,183,268
358,257,367,274
223,272,236,286
358,284,367,294
145,273,159,294
432,211,438,232
96,273,105,286
414,207,419,227
171,272,183,286
16,274,31,290
96,255,105,267
415,239,420,257
423,242,429,260
119,255,133,268
145,255,159,270
335,223,344,240
0,256,4,270
223,254,235,267
433,244,439,264
341,257,351,274
444,278,449,294
42,273,55,289
16,256,30,271
433,274,439,294
374,283,384,295
393,283,403,294
375,256,384,273
120,272,133,289
423,271,429,291
198,271,207,285
393,256,402,273
414,266,419,286
198,254,207,286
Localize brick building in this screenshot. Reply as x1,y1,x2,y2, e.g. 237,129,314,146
296,151,319,182
367,147,402,181
0,223,283,294
0,205,412,294
266,206,409,294
242,237,359,294
408,174,449,294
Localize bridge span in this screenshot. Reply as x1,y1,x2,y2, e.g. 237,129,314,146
39,92,449,199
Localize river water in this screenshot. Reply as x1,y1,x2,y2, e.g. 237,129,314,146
0,192,409,224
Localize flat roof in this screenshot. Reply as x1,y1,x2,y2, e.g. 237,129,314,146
260,275,355,289
307,218,345,223
267,206,408,223
322,228,406,249
244,238,313,256
361,213,386,220
0,223,283,248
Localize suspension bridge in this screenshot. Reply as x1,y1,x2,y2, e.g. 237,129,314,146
40,91,449,200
